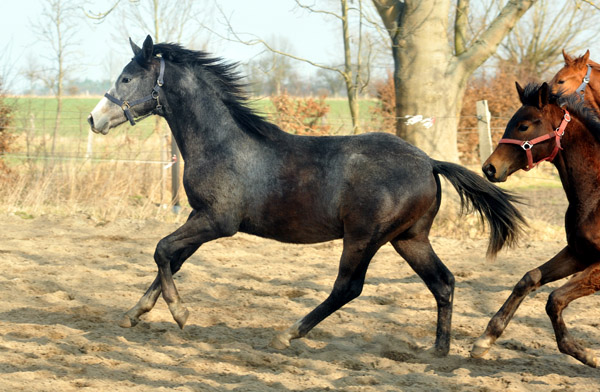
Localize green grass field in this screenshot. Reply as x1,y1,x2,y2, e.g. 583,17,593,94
7,96,377,138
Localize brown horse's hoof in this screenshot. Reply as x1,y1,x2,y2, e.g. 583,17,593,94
119,314,139,328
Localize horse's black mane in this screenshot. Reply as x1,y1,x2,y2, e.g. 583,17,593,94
522,83,600,144
151,43,282,139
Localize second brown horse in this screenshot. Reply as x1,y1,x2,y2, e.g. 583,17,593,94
474,82,600,367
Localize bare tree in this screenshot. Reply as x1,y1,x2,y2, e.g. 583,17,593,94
373,0,537,162
245,36,300,96
215,0,376,134
497,0,600,77
33,0,80,155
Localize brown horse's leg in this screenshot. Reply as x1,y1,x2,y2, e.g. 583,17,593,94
471,246,586,358
119,243,201,328
391,236,454,356
546,262,600,367
270,238,379,349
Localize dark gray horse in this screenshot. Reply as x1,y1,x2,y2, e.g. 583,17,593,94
88,35,524,355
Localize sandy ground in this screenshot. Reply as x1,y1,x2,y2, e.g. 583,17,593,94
1,201,599,391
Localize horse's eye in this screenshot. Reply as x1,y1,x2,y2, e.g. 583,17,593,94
557,80,564,85
518,124,529,132
121,77,131,83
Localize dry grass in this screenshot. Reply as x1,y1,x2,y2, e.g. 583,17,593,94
1,130,190,224
2,129,567,242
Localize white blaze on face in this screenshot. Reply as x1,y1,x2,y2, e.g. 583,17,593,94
88,83,120,135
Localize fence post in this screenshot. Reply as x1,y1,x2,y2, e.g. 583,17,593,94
171,138,181,214
476,100,492,165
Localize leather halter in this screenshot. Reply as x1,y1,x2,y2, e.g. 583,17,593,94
104,56,165,125
575,64,592,100
498,109,571,171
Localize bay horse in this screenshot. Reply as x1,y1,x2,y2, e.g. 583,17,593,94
88,35,524,355
476,82,600,367
550,49,600,113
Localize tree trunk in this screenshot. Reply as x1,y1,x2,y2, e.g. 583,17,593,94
375,0,535,162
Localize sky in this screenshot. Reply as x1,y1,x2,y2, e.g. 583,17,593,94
1,0,366,93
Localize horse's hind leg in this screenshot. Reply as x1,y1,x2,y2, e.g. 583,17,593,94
471,246,585,358
270,239,379,349
546,261,600,367
391,235,455,356
119,243,200,328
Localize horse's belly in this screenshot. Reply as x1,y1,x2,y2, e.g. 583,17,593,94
239,214,343,244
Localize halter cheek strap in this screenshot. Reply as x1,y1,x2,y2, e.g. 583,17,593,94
575,64,592,100
104,56,165,126
498,109,571,171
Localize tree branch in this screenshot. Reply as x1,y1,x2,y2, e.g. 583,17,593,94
454,0,469,56
459,0,536,74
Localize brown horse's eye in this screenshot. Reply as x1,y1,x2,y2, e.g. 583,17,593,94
518,124,529,132
557,80,565,85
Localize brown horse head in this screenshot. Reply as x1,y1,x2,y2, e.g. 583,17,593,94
549,50,594,97
482,82,566,182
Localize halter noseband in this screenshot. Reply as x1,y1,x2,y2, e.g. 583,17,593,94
575,64,592,100
104,56,165,126
498,109,571,171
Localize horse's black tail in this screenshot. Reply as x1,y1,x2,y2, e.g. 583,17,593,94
431,159,526,259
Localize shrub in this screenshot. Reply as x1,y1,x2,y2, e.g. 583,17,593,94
270,92,331,135
0,80,14,175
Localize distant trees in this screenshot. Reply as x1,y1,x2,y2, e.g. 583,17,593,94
33,0,80,155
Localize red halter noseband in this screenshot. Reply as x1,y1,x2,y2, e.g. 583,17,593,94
498,109,571,171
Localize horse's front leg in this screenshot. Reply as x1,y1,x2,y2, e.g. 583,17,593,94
546,261,600,367
119,243,200,328
121,210,226,329
471,247,585,358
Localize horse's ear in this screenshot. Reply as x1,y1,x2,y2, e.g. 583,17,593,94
515,82,526,104
130,37,141,56
141,35,154,64
538,82,550,108
583,49,590,64
563,49,574,65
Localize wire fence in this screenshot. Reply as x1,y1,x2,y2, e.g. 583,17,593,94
1,102,562,218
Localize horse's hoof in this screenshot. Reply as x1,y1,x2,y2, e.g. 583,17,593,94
433,346,450,357
471,336,493,358
119,314,139,328
270,334,291,350
172,306,189,329
582,349,598,368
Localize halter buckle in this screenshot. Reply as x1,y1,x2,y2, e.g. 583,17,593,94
521,141,533,150
121,101,131,110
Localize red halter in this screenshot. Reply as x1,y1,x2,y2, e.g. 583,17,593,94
498,109,571,171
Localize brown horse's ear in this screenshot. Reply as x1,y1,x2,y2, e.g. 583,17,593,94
538,82,550,108
582,49,590,64
563,49,574,65
515,82,526,104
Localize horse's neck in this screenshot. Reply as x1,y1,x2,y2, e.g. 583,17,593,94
554,122,600,207
162,91,249,161
586,70,600,112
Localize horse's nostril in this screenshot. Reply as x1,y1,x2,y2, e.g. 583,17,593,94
482,163,496,178
87,114,94,128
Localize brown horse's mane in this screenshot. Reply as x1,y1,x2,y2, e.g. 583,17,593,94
521,83,600,144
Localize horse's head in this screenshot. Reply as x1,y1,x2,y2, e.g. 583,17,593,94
482,82,567,182
88,35,164,134
549,49,591,96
